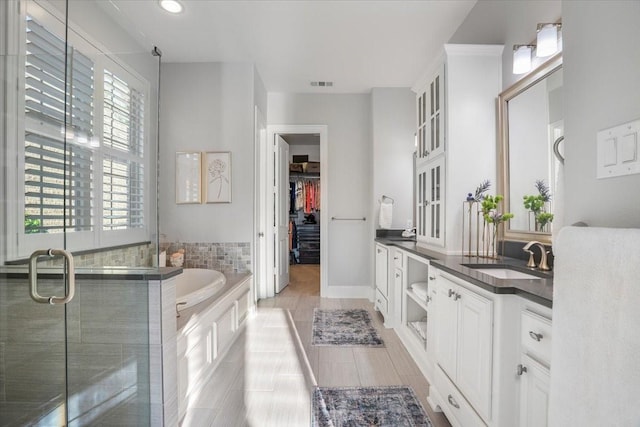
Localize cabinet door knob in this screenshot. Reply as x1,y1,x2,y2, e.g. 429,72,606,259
394,256,399,260
529,331,543,342
454,293,461,301
517,364,528,376
447,394,460,409
396,273,400,278
448,289,454,298
428,276,436,281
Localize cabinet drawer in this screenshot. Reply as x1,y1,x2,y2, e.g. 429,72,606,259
434,366,487,427
393,250,404,269
375,289,388,316
521,310,552,366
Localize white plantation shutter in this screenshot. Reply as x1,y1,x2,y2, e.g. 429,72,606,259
102,69,145,230
21,14,148,250
24,16,94,234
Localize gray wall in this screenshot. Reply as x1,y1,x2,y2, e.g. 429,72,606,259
371,88,416,230
268,93,373,292
450,0,640,228
562,1,640,227
159,63,256,245
449,0,561,90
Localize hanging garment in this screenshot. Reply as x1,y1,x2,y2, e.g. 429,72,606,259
289,182,296,214
295,180,304,211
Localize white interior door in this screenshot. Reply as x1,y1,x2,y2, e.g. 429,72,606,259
275,135,290,293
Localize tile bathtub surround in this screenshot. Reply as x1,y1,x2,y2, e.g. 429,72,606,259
35,243,156,268
162,242,252,273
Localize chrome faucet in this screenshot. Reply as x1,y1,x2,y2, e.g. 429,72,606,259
523,241,550,271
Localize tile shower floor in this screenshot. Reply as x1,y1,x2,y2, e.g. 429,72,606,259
179,265,451,427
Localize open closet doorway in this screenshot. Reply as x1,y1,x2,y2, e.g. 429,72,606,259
260,125,328,300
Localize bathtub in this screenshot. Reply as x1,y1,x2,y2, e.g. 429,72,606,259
175,268,227,311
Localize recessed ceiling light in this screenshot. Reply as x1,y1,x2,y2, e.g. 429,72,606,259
159,0,183,14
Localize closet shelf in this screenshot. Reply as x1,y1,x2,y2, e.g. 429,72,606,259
290,172,320,179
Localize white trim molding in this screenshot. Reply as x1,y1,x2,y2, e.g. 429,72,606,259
264,124,328,299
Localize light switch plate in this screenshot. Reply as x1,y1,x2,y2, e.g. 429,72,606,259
597,119,640,179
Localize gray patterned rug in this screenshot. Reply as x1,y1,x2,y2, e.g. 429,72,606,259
312,386,433,427
312,309,384,347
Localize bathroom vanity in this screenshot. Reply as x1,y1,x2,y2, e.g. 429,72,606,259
374,238,553,427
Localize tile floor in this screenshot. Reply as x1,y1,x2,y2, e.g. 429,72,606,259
180,264,451,427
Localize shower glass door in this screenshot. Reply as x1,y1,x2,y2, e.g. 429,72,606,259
1,1,158,425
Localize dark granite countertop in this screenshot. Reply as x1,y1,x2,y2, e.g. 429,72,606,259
0,265,184,281
375,238,553,307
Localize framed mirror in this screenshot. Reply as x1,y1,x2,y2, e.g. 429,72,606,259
498,54,563,243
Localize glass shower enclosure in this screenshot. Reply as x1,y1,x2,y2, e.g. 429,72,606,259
1,1,160,425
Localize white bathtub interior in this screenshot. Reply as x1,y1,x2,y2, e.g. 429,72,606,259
175,268,227,311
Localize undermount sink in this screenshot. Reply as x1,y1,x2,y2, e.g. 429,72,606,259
464,265,542,280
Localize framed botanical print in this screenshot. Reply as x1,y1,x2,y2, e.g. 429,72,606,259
204,151,231,203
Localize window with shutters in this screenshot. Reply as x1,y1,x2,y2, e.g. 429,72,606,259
24,16,94,234
16,11,149,255
102,69,145,231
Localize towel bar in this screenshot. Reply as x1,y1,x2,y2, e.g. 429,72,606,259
381,195,394,204
331,217,366,221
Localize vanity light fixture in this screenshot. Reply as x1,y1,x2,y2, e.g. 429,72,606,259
512,45,534,74
536,23,562,57
159,0,183,14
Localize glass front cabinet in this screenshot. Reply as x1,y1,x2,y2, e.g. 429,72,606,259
416,62,446,247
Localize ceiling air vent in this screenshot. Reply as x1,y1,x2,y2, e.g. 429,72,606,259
310,81,333,87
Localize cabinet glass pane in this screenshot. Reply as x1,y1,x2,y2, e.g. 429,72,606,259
435,165,441,201
435,75,440,111
430,167,435,202
422,92,426,124
430,117,436,152
435,113,440,150
435,204,440,238
430,81,435,115
431,204,435,238
418,95,423,126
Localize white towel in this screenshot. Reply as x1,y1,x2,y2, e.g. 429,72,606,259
379,201,393,229
409,321,428,340
549,227,640,427
411,282,428,300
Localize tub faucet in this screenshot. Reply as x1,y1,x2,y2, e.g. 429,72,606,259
523,241,550,271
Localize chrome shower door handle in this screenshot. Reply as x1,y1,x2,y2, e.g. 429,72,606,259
29,248,76,305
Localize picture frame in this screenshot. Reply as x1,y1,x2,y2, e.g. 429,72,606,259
204,151,232,203
175,151,202,204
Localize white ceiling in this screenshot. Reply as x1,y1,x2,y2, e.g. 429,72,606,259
103,0,477,93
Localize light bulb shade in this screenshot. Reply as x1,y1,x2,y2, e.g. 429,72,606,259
513,45,532,74
536,24,559,57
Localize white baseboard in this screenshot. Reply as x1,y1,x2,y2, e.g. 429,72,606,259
323,284,374,300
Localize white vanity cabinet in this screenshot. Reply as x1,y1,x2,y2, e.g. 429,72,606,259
374,243,390,319
517,305,552,427
427,265,525,427
394,251,437,381
413,44,503,252
432,268,493,422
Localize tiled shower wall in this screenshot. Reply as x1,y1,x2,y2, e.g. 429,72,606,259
162,242,251,274
36,243,156,268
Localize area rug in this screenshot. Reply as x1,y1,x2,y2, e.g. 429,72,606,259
312,386,433,427
312,309,384,347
